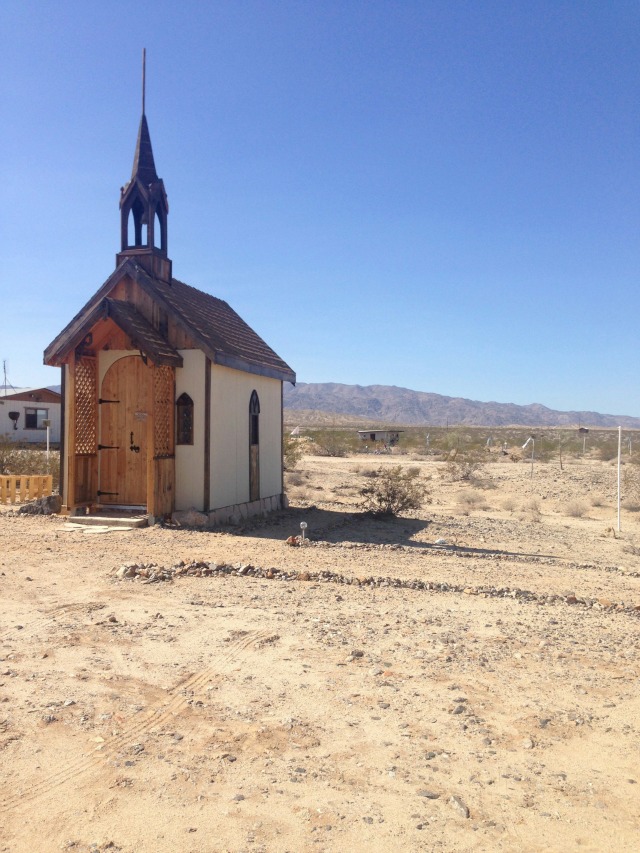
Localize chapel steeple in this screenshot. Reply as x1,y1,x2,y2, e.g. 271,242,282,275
117,49,171,282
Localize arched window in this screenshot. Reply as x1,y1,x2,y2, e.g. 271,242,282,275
249,391,260,446
127,196,146,247
249,391,260,502
154,210,163,249
176,393,194,445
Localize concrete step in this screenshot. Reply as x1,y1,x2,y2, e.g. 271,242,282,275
69,513,148,528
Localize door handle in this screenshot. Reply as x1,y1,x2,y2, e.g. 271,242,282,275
129,431,140,453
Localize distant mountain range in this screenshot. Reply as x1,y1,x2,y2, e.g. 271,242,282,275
19,382,638,429
284,383,640,429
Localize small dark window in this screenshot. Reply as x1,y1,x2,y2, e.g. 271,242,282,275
25,407,48,430
249,391,260,446
176,393,194,445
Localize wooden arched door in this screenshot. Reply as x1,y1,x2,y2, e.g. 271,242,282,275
98,356,150,507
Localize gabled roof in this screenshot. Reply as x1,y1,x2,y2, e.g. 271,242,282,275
152,276,295,381
44,259,296,383
104,298,182,366
1,387,62,403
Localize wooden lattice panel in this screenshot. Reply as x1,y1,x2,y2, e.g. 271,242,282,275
153,365,174,458
74,357,97,455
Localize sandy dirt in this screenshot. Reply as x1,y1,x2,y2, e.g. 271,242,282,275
0,453,639,852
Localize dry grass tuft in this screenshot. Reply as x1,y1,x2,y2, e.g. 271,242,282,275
456,490,488,512
564,500,588,518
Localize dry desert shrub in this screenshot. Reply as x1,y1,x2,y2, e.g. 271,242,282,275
502,497,517,512
598,442,619,462
290,487,310,504
520,498,542,521
309,429,360,457
590,494,606,507
286,472,304,487
456,490,488,512
564,500,588,518
521,498,540,514
623,466,640,511
361,467,381,478
445,452,494,490
446,456,485,483
359,465,430,517
283,433,303,470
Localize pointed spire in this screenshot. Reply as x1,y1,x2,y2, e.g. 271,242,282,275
117,49,171,280
131,113,158,184
130,50,157,184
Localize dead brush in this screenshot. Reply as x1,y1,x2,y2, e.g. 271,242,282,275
456,490,488,515
623,465,640,510
291,487,310,504
520,498,542,521
445,456,485,483
564,500,588,518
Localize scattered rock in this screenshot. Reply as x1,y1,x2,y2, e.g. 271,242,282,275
17,494,61,516
449,795,470,818
417,789,440,799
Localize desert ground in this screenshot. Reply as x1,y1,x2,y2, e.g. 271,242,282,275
0,450,639,852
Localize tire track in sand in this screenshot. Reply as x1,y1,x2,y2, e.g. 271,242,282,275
0,628,273,811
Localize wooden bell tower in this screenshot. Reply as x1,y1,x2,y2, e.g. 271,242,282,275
116,49,172,283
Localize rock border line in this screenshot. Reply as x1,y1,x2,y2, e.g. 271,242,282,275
114,560,640,618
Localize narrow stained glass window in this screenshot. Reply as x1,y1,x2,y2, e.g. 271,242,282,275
176,393,194,445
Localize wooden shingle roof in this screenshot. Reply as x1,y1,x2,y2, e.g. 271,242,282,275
44,259,296,384
103,298,183,366
152,276,295,381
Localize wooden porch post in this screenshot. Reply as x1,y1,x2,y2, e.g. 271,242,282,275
64,353,77,512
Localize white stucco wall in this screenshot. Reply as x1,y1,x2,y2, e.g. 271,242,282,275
0,396,61,443
174,350,207,511
94,350,283,513
209,365,282,509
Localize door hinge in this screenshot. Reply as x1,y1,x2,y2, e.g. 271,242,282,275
97,490,119,496
99,398,120,404
98,444,119,450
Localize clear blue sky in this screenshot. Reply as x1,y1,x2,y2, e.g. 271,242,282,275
1,1,638,415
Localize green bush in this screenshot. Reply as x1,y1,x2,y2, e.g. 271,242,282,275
359,465,429,516
283,433,303,470
309,429,359,457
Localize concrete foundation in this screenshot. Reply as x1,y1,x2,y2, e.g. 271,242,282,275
172,493,288,528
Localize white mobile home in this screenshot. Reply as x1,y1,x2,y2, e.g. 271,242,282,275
0,388,61,443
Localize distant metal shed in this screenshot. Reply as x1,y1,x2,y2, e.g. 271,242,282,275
357,430,403,447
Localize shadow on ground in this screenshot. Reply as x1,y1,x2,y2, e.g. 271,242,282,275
235,504,555,560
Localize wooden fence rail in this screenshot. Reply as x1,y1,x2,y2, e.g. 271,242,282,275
0,475,53,505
